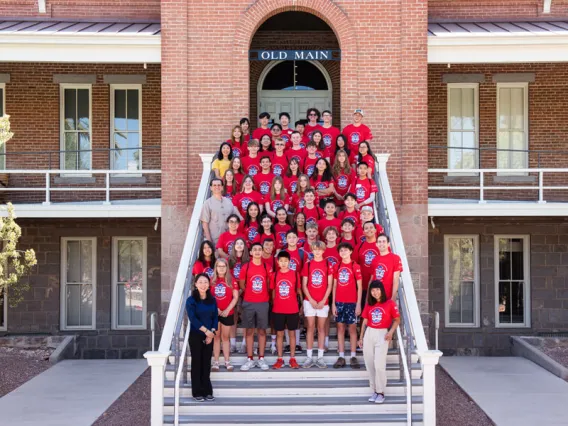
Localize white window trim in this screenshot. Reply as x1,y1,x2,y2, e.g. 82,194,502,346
447,83,479,176
494,235,531,328
109,84,143,176
59,84,93,177
111,236,147,330
444,234,480,328
0,287,6,331
60,237,97,331
496,82,529,176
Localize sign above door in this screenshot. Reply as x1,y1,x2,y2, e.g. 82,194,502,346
249,50,341,61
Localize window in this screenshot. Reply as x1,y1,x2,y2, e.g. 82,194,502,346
447,83,479,172
0,83,6,170
60,238,96,330
497,83,528,172
60,85,92,172
495,236,530,327
112,237,147,329
262,61,329,91
110,85,142,172
444,235,480,327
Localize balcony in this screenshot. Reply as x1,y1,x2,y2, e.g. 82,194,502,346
428,146,568,216
0,146,161,218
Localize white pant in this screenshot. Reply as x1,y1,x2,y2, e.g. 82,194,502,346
303,300,330,318
363,327,389,393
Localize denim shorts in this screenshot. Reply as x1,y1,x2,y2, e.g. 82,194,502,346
335,302,357,325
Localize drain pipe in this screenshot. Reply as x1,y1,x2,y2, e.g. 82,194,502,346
150,312,158,351
434,311,440,351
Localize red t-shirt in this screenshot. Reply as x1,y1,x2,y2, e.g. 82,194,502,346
281,129,294,145
349,177,378,206
252,127,272,141
253,172,276,197
262,254,276,270
362,299,400,329
319,217,342,239
274,223,292,249
260,232,276,250
302,259,333,304
333,261,362,304
357,240,380,290
238,220,261,245
271,269,301,314
264,196,290,215
291,192,320,210
211,279,239,314
283,175,299,195
312,175,335,195
323,245,340,269
334,171,352,201
353,153,376,174
241,261,271,303
216,231,244,255
296,230,307,247
302,156,319,177
223,184,237,202
355,223,385,244
241,155,261,177
342,123,373,152
321,126,340,159
285,247,304,273
297,205,323,225
271,153,288,176
233,172,245,188
232,191,263,217
192,260,214,279
370,252,403,300
305,123,324,139
230,258,244,282
339,209,359,227
228,140,248,158
338,236,358,258
301,241,315,261
285,148,307,164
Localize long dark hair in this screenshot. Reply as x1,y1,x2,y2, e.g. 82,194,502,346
311,130,326,151
197,240,216,266
311,158,333,183
192,273,214,303
244,202,261,227
367,280,388,306
259,134,274,152
217,142,234,161
285,158,300,177
335,134,350,157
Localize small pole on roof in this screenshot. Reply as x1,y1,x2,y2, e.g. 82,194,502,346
543,0,552,14
38,0,47,14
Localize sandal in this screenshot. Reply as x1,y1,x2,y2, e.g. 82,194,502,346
211,361,220,372
225,360,234,371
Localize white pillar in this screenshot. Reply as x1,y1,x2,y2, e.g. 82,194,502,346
144,351,170,426
421,350,443,426
199,153,215,169
375,153,391,171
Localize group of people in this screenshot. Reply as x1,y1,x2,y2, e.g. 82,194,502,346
187,108,403,405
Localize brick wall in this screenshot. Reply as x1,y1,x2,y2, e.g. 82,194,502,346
429,217,568,355
428,63,568,202
429,0,568,20
0,63,161,203
0,0,160,20
4,218,161,359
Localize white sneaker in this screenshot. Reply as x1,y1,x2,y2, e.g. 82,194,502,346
375,393,385,404
238,344,247,354
257,358,269,371
302,357,315,368
368,392,379,403
240,359,257,371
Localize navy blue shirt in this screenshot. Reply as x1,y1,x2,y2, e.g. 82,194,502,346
185,295,219,337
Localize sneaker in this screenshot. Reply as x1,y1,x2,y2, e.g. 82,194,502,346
257,358,270,371
238,344,247,354
368,392,379,403
205,395,215,401
211,361,220,372
295,344,303,354
375,393,385,404
240,359,256,371
356,346,363,353
193,396,205,402
225,361,234,372
272,358,285,369
284,345,291,354
350,356,361,369
289,357,300,369
315,357,327,369
302,357,315,368
300,329,307,339
333,357,346,369
270,346,277,355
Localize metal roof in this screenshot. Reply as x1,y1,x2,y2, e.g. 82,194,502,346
0,19,160,35
428,21,568,36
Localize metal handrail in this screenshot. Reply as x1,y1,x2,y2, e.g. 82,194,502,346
174,317,191,426
397,327,412,426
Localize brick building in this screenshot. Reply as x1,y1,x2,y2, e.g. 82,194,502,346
0,0,566,360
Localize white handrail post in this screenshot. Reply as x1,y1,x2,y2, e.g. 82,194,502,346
42,172,51,206
144,351,170,426
479,171,486,204
103,172,111,205
421,350,443,426
376,153,391,171
538,171,546,204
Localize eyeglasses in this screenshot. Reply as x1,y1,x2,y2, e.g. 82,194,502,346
308,113,317,117
228,220,238,224
275,144,285,147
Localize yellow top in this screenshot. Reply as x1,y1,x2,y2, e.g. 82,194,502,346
212,158,231,177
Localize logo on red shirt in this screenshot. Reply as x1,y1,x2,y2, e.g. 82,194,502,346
323,135,332,147
273,165,283,175
327,257,338,267
251,275,264,293
273,200,283,209
317,182,327,190
214,283,227,298
248,165,259,176
241,197,252,211
290,259,298,271
278,281,292,298
233,148,242,157
337,176,348,189
364,250,377,266
356,186,366,200
247,228,259,242
260,182,270,195
371,307,383,325
227,241,235,254
278,232,287,245
233,263,242,279
311,270,324,287
291,182,298,193
299,199,306,209
204,267,214,278
351,133,361,144
338,268,350,285
306,165,315,176
375,264,386,280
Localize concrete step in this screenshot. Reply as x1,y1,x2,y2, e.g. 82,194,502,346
164,379,423,398
164,395,423,415
164,412,423,425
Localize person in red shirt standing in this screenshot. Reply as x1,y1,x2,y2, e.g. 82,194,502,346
279,112,294,145
332,242,362,369
216,214,244,258
356,221,380,301
301,223,319,261
239,243,272,371
270,123,283,146
305,108,324,139
301,241,333,369
370,234,403,300
192,240,216,279
332,149,353,206
339,218,358,253
252,112,272,141
319,200,341,240
323,227,341,268
339,193,359,226
296,189,323,225
261,239,276,269
286,131,307,164
271,251,302,369
258,216,275,248
294,212,307,246
354,206,384,243
302,141,320,177
227,125,247,159
321,110,340,161
241,140,261,177
283,158,301,196
253,156,275,197
228,157,245,189
232,175,263,219
348,162,378,209
210,259,240,372
359,280,400,404
238,202,261,247
240,117,251,144
271,138,288,176
223,170,239,202
264,177,290,219
273,207,292,250
295,120,310,147
342,108,373,154
283,230,305,273
311,159,336,207
353,141,376,176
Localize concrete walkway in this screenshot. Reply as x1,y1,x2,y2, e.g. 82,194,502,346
440,356,568,426
0,359,147,426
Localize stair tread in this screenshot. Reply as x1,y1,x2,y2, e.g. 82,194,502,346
165,395,423,406
166,362,420,371
164,413,423,424
165,378,423,388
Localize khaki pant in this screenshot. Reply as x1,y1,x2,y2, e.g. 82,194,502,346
363,327,389,393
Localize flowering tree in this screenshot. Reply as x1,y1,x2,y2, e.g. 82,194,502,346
0,115,14,148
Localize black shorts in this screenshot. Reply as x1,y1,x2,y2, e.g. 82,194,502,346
272,312,300,332
219,314,235,327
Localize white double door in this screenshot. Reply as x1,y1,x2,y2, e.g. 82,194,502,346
259,90,331,124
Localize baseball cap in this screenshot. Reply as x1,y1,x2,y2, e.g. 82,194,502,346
354,109,364,116
361,206,373,213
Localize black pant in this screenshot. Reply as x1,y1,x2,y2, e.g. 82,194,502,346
188,331,214,398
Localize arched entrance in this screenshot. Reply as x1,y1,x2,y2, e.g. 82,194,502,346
258,60,332,124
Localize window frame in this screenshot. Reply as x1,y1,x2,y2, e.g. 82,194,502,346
111,236,147,330
0,82,6,170
496,82,529,175
59,83,93,176
444,234,480,328
447,83,480,176
109,84,143,175
60,237,97,331
494,235,531,328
